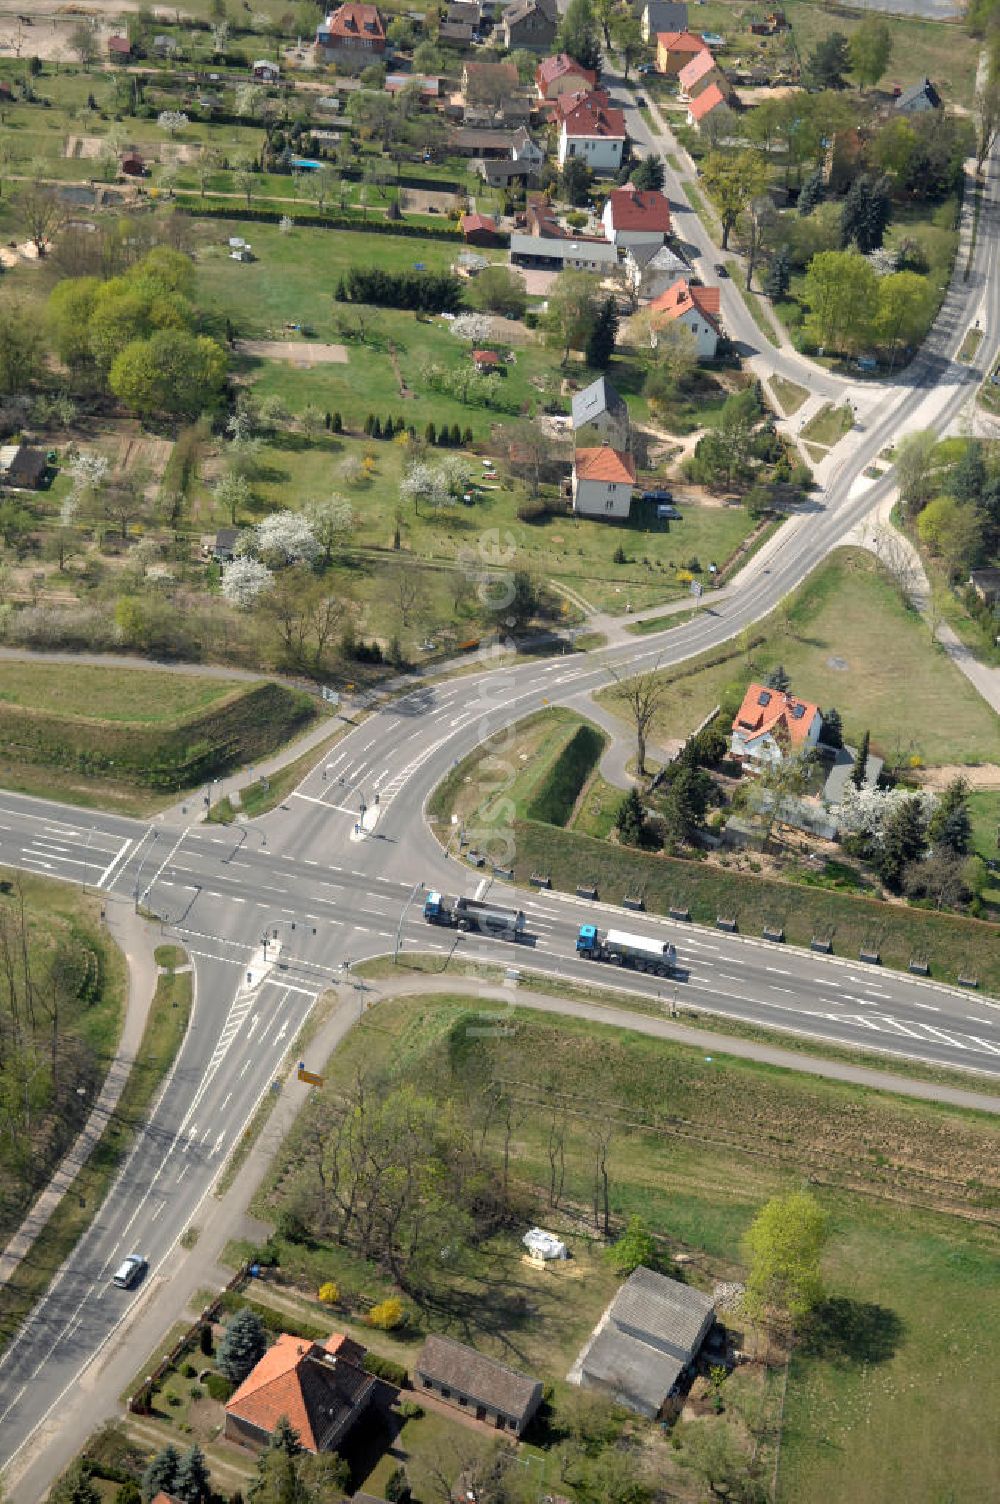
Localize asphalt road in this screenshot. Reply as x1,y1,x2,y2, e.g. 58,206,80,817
1,117,999,1504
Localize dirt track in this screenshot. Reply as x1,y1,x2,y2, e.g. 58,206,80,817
236,339,349,365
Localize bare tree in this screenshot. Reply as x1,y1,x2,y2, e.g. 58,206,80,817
607,659,667,778
389,562,427,629
18,183,65,257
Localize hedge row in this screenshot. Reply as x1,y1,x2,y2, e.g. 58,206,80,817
217,1291,331,1344
526,723,607,828
0,681,314,790
177,203,462,240
363,1352,407,1386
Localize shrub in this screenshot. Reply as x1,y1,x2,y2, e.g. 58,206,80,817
318,1281,340,1305
526,724,606,828
199,1324,213,1357
366,1297,406,1330
363,1352,407,1385
204,1373,235,1402
189,1385,203,1401
397,1398,423,1420
181,1362,197,1379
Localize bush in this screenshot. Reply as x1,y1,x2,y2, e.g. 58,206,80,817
204,1373,235,1402
397,1398,423,1419
318,1281,340,1305
366,1297,406,1330
363,1352,408,1385
199,1323,213,1357
181,1362,197,1378
189,1385,203,1401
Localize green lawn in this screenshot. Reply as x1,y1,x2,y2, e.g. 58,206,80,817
770,377,809,417
257,995,1000,1504
800,403,853,449
0,662,237,725
597,547,999,767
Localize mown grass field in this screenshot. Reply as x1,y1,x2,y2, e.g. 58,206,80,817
596,548,1000,766
0,662,237,725
258,995,1000,1504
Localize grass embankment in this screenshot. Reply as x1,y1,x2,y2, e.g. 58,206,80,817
0,664,315,810
258,997,1000,1503
0,943,192,1347
770,377,809,417
724,259,782,344
596,548,1000,767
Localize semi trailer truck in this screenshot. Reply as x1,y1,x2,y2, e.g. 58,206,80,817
576,924,677,975
423,891,526,939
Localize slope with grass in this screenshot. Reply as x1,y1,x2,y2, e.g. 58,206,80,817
596,548,999,767
0,664,315,801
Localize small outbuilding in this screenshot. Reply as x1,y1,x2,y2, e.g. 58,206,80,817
571,1266,715,1417
120,150,145,177
0,442,47,489
252,59,281,82
461,212,502,246
523,1227,568,1260
472,349,502,373
414,1334,542,1436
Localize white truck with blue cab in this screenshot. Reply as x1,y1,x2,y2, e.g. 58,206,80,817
576,924,677,975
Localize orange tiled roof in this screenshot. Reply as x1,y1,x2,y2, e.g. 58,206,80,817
732,682,821,748
575,446,637,484
678,49,719,88
325,3,385,41
688,81,727,119
562,93,626,138
225,1332,371,1451
656,30,710,54
536,52,597,93
649,277,720,326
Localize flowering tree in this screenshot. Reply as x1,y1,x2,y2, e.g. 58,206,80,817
70,452,109,497
221,556,274,608
450,312,492,344
838,783,936,842
157,111,190,137
306,496,354,565
215,471,251,526
400,461,452,514
256,509,321,564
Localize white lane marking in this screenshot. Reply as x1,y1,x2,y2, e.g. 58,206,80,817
914,1002,939,1011
916,1022,969,1050
968,1036,1000,1056
96,836,135,890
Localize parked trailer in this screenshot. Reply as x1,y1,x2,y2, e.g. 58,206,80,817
576,924,677,975
423,891,526,939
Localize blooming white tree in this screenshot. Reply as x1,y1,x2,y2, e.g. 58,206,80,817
235,84,265,119
211,19,230,53
400,461,451,513
279,214,293,235
438,453,473,497
70,452,110,495
214,471,251,526
838,783,936,843
305,496,354,565
221,556,274,608
157,111,190,137
256,509,321,564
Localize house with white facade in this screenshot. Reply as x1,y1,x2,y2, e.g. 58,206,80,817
557,91,628,172
730,683,823,768
572,375,630,448
625,241,691,302
648,277,721,359
572,446,636,519
602,185,671,249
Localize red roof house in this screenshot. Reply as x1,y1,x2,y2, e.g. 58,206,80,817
557,92,627,169
730,683,823,765
678,48,732,101
461,212,501,246
649,277,721,356
472,349,502,371
536,52,598,101
316,3,386,56
224,1332,376,1454
686,82,729,129
603,185,671,246
572,446,637,519
655,30,710,75
108,35,132,59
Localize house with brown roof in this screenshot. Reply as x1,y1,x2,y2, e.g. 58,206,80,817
686,82,730,132
461,212,501,245
573,446,637,519
472,348,502,372
0,442,47,489
649,277,721,358
224,1332,376,1454
315,4,386,64
536,52,598,101
602,185,671,249
557,91,628,172
414,1335,542,1436
655,30,710,76
108,34,131,61
499,0,558,52
462,60,529,127
730,683,823,767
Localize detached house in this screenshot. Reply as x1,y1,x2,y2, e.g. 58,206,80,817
573,446,637,519
556,91,628,171
655,30,709,76
626,241,691,302
637,1,689,44
677,49,733,103
499,0,558,51
686,82,730,131
649,277,721,358
895,77,942,115
225,1332,376,1454
536,52,597,102
316,4,386,63
603,185,671,249
730,682,823,767
572,375,630,448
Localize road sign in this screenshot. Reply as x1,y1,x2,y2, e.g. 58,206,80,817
690,579,703,598
297,1067,324,1087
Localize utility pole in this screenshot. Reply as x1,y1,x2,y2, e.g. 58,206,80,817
395,880,423,962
